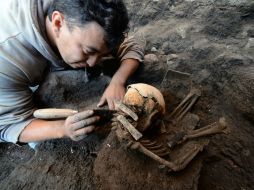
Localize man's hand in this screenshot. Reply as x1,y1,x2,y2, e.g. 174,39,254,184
97,81,125,110
19,110,100,143
63,110,100,141
97,58,140,110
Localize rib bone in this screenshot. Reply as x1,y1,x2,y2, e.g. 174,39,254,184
131,142,206,171
140,139,169,157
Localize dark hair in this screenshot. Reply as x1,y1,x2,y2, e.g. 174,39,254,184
47,0,129,50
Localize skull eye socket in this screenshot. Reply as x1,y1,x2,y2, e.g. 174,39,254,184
150,97,158,104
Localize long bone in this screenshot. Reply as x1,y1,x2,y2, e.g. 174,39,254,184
116,115,143,140
169,88,201,123
115,101,139,121
187,117,228,138
168,117,228,148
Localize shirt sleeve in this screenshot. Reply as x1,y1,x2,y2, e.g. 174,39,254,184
116,35,145,63
0,67,35,144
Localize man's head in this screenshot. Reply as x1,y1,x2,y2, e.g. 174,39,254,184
46,0,129,68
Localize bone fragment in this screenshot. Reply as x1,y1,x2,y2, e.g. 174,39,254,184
115,101,138,121
116,115,142,140
160,121,167,133
142,109,159,131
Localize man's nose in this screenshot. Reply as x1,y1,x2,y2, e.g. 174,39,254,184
87,56,98,67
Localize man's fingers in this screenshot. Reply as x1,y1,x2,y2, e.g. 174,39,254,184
72,134,87,141
72,116,100,130
73,126,95,141
107,99,115,110
68,110,94,123
97,96,106,107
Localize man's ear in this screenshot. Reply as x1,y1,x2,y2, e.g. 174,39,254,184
51,11,65,38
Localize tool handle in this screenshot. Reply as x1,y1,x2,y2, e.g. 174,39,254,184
33,108,78,119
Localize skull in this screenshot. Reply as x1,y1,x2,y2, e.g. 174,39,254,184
113,83,166,138
123,83,166,116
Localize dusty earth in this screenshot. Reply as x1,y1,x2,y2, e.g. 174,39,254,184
0,0,254,189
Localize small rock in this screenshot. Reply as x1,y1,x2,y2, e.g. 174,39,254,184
234,142,243,149
144,54,159,63
182,113,200,131
166,60,179,69
242,149,250,157
176,27,187,39
247,29,254,37
166,60,174,66
151,47,158,52
167,54,179,61
245,38,254,49
158,165,166,169
196,69,211,83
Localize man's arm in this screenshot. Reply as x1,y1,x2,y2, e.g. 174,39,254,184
0,69,99,143
19,110,99,143
111,58,140,86
97,36,144,109
19,119,65,142
97,58,139,109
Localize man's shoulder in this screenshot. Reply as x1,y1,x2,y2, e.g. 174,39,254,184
0,1,20,43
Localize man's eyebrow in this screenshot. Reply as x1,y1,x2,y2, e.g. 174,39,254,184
87,46,99,53
86,46,110,56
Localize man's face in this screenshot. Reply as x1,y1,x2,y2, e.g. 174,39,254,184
55,21,109,68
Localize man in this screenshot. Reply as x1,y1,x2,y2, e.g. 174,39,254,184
0,0,144,145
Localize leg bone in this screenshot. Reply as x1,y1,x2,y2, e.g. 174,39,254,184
169,88,201,122
187,117,228,139
172,143,207,171
167,117,229,148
